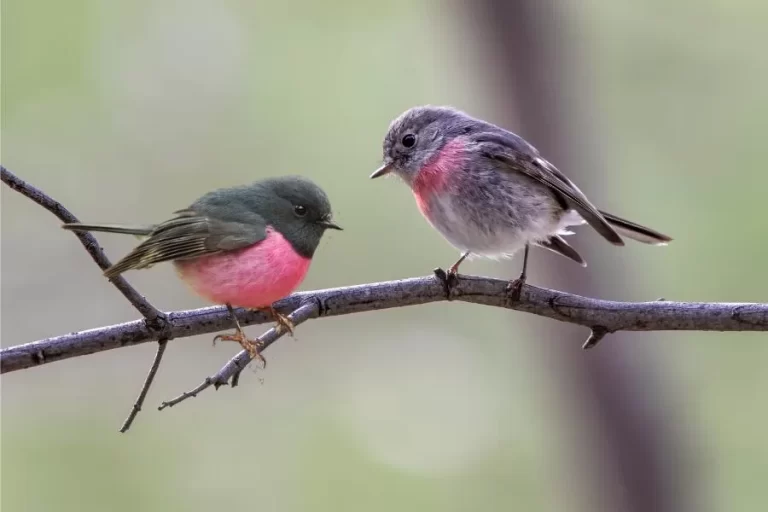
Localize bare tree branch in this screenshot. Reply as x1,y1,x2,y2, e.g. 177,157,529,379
2,165,173,431
119,340,168,432
3,166,768,421
3,274,767,375
1,166,165,323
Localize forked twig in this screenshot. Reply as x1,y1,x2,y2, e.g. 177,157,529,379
2,166,170,432
158,302,318,409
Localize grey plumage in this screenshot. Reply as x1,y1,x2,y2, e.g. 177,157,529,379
374,105,671,268
474,131,625,246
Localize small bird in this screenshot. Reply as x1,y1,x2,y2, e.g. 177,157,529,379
63,176,341,365
370,105,671,297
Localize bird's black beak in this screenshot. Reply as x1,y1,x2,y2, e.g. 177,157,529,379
369,163,393,179
319,219,343,230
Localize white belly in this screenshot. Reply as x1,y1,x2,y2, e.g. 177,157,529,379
424,193,582,259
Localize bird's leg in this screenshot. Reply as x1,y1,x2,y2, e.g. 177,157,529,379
260,306,295,336
506,244,530,301
434,251,470,299
213,303,267,368
448,251,470,276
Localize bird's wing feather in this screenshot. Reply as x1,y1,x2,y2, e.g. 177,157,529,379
104,209,268,278
472,131,624,246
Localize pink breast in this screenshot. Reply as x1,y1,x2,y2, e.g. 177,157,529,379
175,228,311,309
412,137,465,218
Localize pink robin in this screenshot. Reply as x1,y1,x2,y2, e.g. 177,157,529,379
371,105,671,298
63,176,341,366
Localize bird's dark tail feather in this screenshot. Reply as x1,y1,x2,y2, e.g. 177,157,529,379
598,211,672,245
538,235,587,267
62,223,153,237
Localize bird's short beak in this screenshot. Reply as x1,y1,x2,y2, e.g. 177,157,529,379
369,163,393,179
319,219,343,230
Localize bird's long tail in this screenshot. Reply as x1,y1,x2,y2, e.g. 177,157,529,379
62,223,154,237
598,210,672,245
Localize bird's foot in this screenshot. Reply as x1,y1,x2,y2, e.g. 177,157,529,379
264,307,295,336
213,328,267,369
435,251,469,299
433,267,460,300
447,259,463,276
506,274,527,302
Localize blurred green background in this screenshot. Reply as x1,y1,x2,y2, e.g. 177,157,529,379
2,0,767,511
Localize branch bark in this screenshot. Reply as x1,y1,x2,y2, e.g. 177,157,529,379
3,274,767,375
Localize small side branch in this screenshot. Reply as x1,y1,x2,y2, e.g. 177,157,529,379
119,340,168,432
582,326,610,350
158,302,318,409
1,166,165,325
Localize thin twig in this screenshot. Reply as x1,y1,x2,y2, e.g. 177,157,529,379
1,166,165,324
2,165,171,432
158,302,318,409
119,340,168,432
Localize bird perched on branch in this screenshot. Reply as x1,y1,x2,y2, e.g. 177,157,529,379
371,105,671,297
64,176,341,365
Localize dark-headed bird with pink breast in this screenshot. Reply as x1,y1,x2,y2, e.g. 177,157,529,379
64,176,341,365
371,105,671,297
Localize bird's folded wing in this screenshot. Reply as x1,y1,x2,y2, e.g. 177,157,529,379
104,208,268,277
472,131,624,246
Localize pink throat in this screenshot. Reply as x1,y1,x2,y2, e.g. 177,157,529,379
175,227,311,309
412,137,465,216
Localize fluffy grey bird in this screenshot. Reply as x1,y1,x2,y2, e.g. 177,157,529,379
371,105,671,297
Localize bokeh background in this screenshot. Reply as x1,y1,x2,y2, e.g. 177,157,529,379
3,1,767,510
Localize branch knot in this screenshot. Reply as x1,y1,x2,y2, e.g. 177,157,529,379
582,326,611,350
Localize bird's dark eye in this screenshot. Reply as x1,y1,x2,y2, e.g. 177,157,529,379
401,134,416,148
294,205,307,217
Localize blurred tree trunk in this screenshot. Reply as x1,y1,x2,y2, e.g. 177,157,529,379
464,1,696,511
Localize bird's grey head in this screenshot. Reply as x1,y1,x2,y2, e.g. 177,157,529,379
370,105,477,184
259,175,341,255
203,175,340,259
